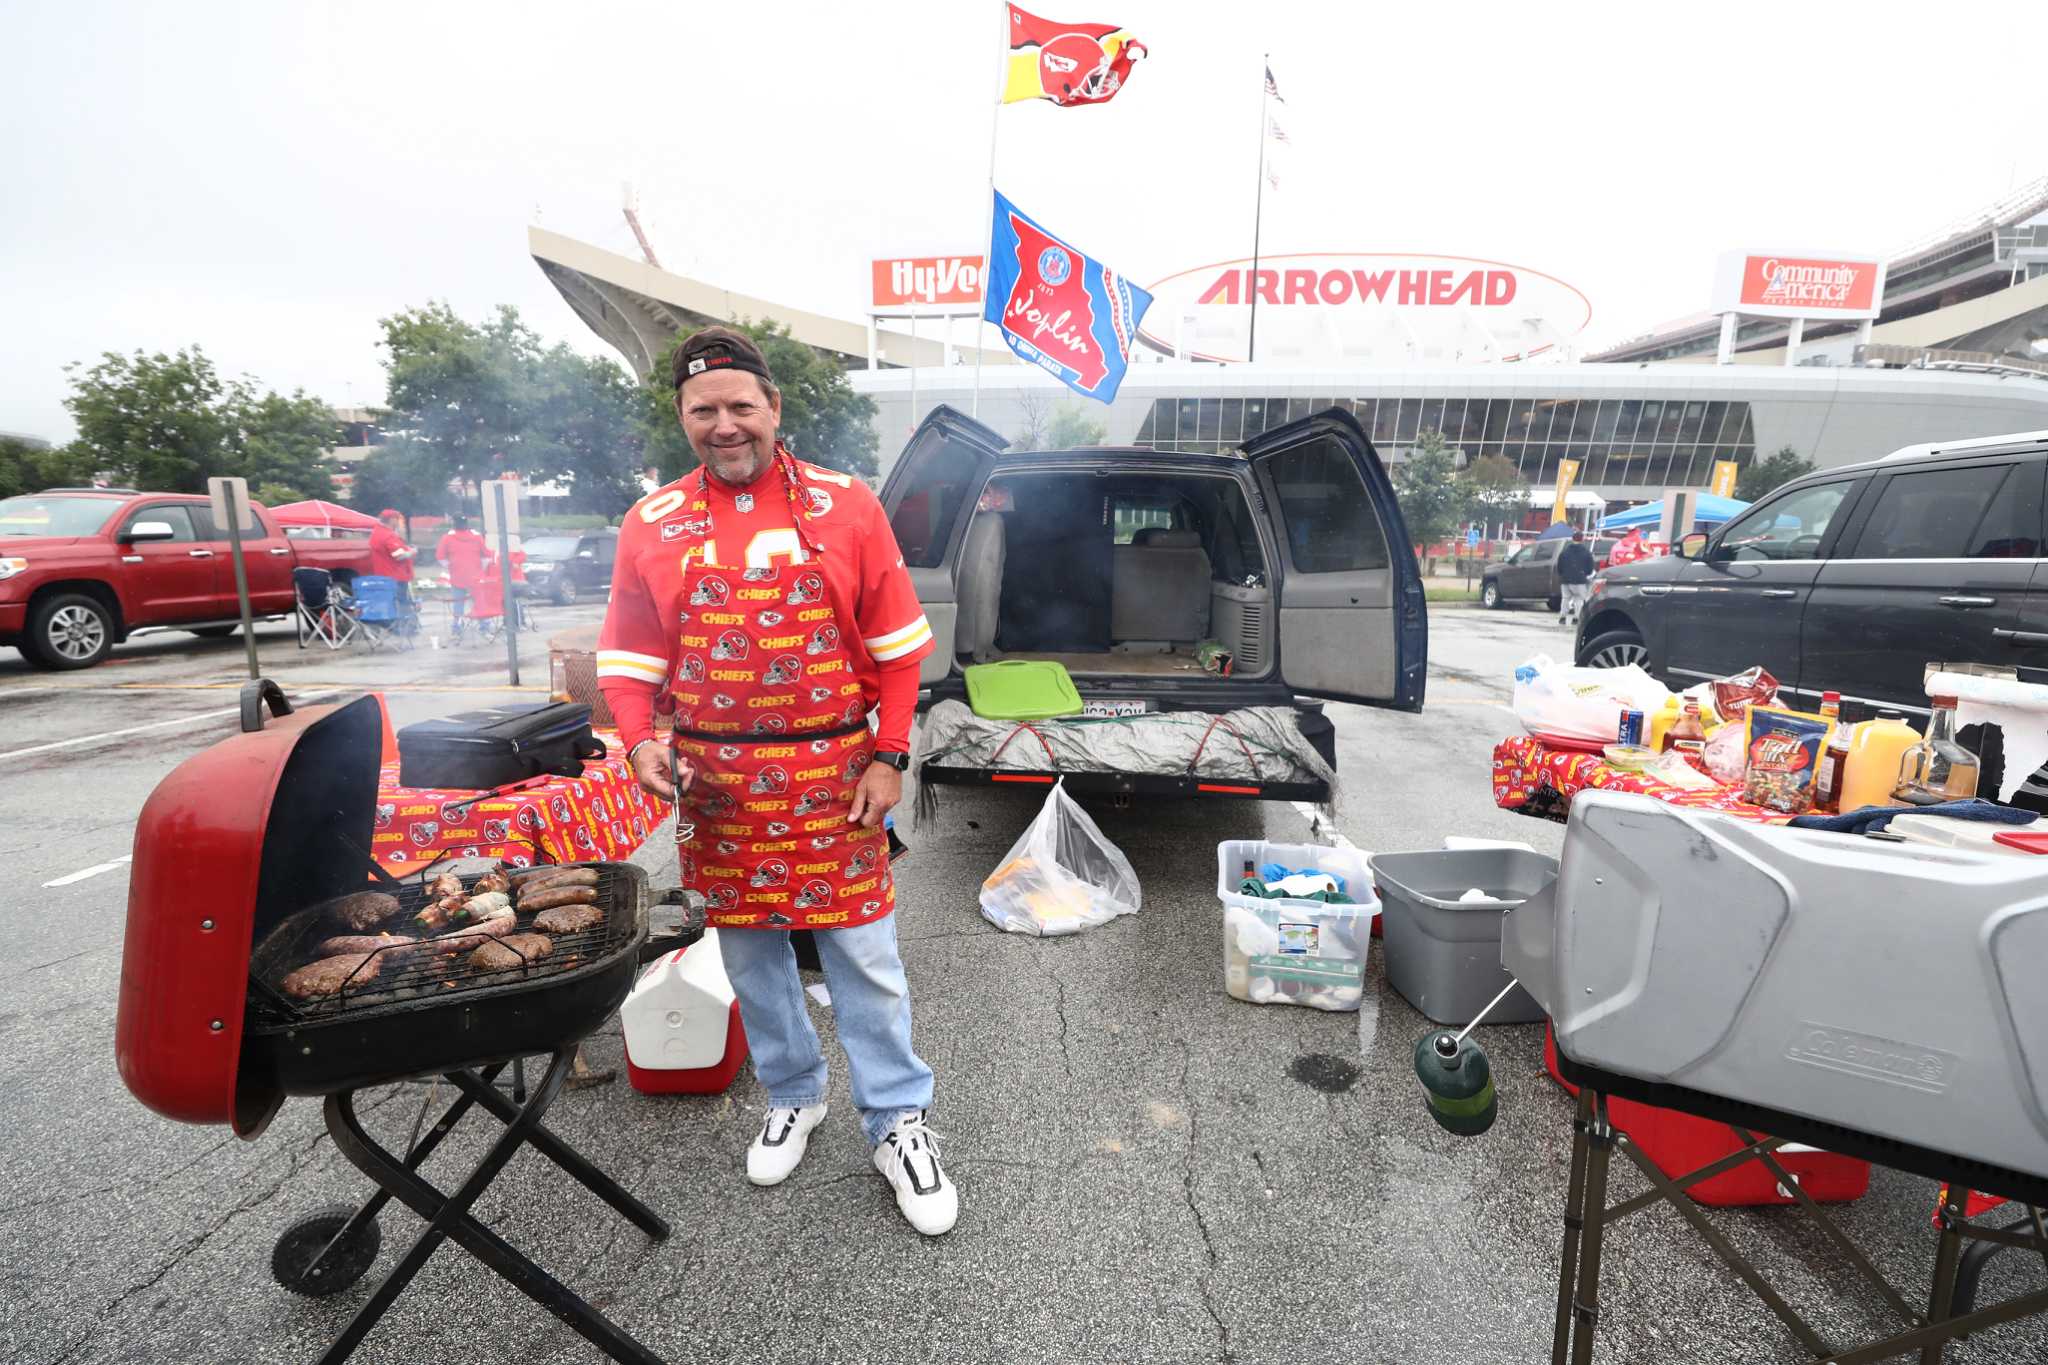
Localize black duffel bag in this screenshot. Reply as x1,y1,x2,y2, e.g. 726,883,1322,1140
397,702,607,790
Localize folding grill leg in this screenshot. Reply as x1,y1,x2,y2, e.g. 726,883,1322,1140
303,1065,507,1283
1920,1183,1968,1365
1614,1131,1833,1358
1730,1126,1919,1328
319,1048,664,1365
1568,1094,1616,1365
444,1066,668,1238
1552,1088,1595,1365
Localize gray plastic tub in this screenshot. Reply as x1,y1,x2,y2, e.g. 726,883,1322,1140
1369,849,1557,1026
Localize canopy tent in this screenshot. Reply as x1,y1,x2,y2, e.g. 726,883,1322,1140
267,499,381,531
1599,493,1748,533
1536,521,1576,540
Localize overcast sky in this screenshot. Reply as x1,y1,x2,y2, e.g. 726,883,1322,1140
3,0,2037,442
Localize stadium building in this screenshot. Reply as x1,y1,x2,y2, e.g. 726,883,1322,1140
530,181,2048,501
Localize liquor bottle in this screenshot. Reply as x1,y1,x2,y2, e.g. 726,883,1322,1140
1894,696,1981,805
1814,698,1854,814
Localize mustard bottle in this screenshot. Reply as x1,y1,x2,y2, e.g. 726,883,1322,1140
1648,697,1683,752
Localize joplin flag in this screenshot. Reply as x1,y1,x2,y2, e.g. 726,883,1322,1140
984,189,1153,404
1003,5,1146,107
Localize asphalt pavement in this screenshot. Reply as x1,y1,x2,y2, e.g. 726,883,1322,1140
2,603,2043,1364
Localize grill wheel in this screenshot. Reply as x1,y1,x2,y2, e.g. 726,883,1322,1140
271,1203,382,1296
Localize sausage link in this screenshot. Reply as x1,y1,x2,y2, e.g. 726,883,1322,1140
517,885,599,912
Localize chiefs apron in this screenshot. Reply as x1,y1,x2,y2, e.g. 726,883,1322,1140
666,495,894,931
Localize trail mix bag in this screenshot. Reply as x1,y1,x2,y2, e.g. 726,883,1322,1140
1742,706,1832,814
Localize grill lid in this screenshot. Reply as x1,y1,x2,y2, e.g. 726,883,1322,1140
116,682,383,1137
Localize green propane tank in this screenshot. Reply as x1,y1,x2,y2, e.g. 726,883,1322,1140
1414,1030,1497,1136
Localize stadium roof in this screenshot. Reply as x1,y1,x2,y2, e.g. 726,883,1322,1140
1590,176,2048,364
528,227,1008,379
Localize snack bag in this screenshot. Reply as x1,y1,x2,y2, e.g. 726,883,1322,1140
1742,706,1831,813
1713,667,1780,728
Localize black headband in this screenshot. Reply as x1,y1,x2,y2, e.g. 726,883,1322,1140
679,341,774,388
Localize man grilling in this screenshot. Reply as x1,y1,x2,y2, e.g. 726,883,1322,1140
598,328,956,1236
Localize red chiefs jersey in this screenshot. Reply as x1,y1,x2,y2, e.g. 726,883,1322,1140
598,449,933,751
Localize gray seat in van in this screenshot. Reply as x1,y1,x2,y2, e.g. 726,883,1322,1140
956,511,1005,661
1111,528,1211,642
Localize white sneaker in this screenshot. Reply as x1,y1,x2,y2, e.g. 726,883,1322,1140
746,1103,828,1186
872,1110,958,1236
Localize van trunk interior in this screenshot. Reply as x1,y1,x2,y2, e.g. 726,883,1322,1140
954,470,1274,679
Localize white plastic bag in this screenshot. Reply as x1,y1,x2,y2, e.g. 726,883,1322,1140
1703,721,1747,784
978,779,1141,936
1511,654,1671,744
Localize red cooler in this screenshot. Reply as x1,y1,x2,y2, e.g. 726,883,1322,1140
621,930,750,1095
1544,1023,1870,1207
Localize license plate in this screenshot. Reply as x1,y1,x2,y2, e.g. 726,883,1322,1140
1081,698,1151,718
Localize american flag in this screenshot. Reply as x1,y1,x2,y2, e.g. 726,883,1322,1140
1264,64,1284,102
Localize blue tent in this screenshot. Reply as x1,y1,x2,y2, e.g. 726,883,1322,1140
1599,493,1748,533
1536,521,1576,540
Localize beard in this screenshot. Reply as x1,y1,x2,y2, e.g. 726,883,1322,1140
697,437,775,485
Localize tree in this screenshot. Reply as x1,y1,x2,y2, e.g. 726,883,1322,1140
346,438,455,518
0,438,92,499
62,346,334,498
378,302,645,516
640,319,879,484
1457,453,1526,538
1394,428,1464,566
1735,446,1814,501
1045,403,1107,450
1009,389,1053,449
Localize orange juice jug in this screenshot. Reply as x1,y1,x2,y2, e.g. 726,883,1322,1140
1838,711,1920,814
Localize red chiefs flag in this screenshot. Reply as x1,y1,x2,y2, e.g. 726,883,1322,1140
1003,5,1146,107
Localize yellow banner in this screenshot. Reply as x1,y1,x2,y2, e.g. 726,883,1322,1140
1550,459,1582,526
1710,459,1739,498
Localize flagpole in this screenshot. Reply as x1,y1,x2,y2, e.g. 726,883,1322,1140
1248,52,1269,365
974,2,1009,419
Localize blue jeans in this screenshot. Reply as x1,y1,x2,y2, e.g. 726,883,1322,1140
717,916,934,1148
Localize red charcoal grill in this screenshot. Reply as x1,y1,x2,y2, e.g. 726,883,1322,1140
115,682,670,1365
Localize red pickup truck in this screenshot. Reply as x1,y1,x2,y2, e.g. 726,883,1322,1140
0,488,372,669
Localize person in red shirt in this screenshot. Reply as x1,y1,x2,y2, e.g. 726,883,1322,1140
435,516,487,622
598,328,954,1235
368,510,416,598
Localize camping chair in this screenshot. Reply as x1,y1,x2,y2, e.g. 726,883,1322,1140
350,575,415,652
463,574,506,646
294,567,359,651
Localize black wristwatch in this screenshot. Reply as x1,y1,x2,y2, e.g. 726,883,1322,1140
872,750,911,771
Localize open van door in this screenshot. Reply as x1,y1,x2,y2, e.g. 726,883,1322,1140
878,404,1010,685
1244,409,1427,711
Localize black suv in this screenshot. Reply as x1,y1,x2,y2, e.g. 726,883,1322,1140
520,528,618,605
1574,430,2048,779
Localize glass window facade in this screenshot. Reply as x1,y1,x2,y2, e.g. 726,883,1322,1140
1135,393,1757,488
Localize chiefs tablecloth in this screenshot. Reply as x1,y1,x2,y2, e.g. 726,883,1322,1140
1492,734,1791,824
372,727,663,872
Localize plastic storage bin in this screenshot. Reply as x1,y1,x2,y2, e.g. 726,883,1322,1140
622,929,750,1095
1368,848,1554,1026
1216,840,1378,1011
1543,1025,1869,1206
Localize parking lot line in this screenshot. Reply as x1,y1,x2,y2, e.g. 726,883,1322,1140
43,856,132,888
0,690,336,761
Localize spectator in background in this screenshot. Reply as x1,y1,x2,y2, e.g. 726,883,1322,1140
435,515,487,622
369,510,416,601
1557,529,1596,628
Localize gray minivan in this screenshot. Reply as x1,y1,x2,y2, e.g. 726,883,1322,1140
880,404,1429,802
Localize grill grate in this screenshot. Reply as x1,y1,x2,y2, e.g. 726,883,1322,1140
248,863,638,1026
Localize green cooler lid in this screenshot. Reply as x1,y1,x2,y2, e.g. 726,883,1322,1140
963,660,1084,721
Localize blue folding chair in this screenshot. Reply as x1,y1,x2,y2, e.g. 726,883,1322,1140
350,575,416,652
